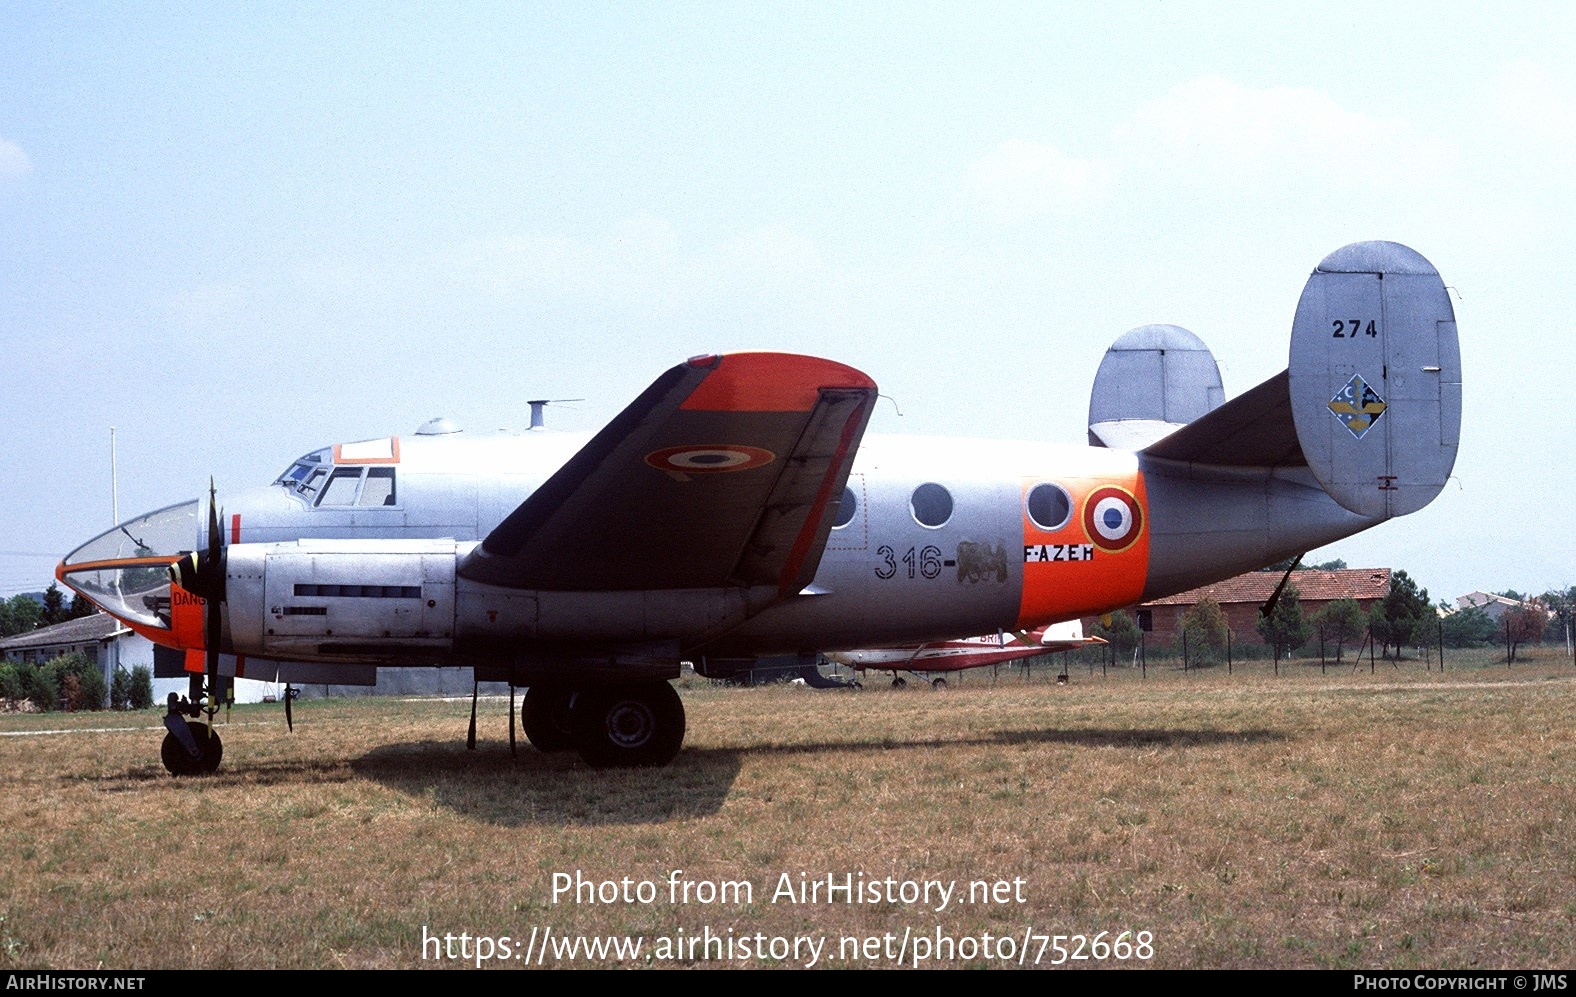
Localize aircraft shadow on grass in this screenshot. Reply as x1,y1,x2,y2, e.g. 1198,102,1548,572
345,726,1284,826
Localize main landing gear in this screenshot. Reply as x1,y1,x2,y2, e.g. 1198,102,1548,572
520,682,686,768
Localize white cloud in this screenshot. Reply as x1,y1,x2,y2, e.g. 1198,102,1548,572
1116,75,1444,185
1490,60,1576,158
961,138,1110,222
964,75,1446,222
716,224,823,275
0,137,31,179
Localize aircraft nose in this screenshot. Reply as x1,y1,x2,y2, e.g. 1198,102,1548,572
56,498,202,631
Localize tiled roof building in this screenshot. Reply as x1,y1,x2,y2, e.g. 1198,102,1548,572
1132,568,1391,646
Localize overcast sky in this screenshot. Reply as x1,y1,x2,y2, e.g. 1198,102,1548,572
2,2,1572,605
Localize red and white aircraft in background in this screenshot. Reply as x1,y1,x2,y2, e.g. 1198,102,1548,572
826,620,1105,688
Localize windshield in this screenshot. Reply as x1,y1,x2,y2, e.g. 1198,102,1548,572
57,499,200,630
275,448,331,497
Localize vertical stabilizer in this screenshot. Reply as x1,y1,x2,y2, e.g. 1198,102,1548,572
1088,324,1225,449
1288,242,1461,518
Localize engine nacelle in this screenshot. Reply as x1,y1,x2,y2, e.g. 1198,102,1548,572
225,539,458,663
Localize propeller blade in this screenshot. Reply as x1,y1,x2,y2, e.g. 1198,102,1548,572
207,477,222,562
285,683,294,733
204,479,224,708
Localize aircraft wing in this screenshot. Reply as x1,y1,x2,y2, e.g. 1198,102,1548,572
458,352,877,594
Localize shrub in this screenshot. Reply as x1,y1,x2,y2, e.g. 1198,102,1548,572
21,663,58,711
111,667,132,710
129,666,154,710
42,653,105,711
0,659,23,702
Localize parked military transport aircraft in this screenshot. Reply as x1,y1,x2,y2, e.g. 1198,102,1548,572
58,241,1460,774
826,620,1103,688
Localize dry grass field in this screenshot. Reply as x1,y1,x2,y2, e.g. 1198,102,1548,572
2,650,1574,969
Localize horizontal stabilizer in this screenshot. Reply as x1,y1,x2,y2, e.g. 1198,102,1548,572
1141,370,1303,467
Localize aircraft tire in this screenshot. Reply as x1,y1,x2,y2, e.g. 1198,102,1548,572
891,677,906,689
160,720,222,776
931,678,947,690
521,687,577,753
572,682,685,768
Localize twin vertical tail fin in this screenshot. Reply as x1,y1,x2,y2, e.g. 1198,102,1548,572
1087,324,1225,451
1126,241,1460,525
1287,241,1461,519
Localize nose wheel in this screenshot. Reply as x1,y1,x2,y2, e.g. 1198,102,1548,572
161,717,224,776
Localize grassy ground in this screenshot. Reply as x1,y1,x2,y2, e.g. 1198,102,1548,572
2,648,1573,969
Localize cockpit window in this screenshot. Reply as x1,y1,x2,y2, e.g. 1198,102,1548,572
276,448,331,497
318,467,364,506
277,448,397,507
300,468,327,497
312,466,399,508
361,467,397,506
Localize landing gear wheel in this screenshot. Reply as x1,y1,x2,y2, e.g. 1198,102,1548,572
522,687,577,753
573,682,685,768
160,720,222,776
931,677,947,690
891,676,907,689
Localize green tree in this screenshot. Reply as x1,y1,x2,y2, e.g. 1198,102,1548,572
1179,596,1230,665
1092,610,1141,658
1371,570,1430,658
0,659,23,702
20,661,58,710
128,665,154,710
1313,598,1366,664
39,583,66,627
1441,604,1496,647
67,592,97,621
110,667,132,710
1541,587,1574,649
1257,583,1312,661
0,594,42,637
44,652,105,710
